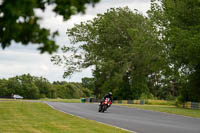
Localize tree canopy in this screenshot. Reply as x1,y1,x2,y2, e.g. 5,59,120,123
148,0,200,102
52,7,165,99
0,0,99,54
52,1,200,102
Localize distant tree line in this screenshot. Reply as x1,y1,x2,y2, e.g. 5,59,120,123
0,74,91,99
52,0,200,102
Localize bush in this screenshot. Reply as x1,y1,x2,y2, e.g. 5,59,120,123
40,94,46,98
140,93,156,100
145,99,176,106
166,93,176,101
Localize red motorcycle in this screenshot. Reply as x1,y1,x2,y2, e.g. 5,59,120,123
98,97,112,112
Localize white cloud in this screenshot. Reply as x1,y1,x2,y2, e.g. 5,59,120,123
0,0,151,82
82,0,150,17
0,46,64,82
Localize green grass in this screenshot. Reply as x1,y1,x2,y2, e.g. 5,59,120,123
39,98,81,103
116,104,200,118
0,101,130,133
0,98,82,103
0,98,19,101
145,99,176,106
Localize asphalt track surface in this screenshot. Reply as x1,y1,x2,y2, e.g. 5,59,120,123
46,102,200,133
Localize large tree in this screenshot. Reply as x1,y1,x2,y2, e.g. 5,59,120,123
52,7,165,99
0,0,99,53
148,0,200,102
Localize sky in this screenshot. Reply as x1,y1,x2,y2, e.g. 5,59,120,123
0,0,151,83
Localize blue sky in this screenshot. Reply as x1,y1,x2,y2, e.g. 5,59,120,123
0,0,151,82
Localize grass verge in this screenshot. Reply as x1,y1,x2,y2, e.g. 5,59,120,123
116,104,200,118
0,101,130,133
0,98,81,103
145,99,176,106
39,98,81,103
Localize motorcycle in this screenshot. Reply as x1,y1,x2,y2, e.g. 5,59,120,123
98,97,112,112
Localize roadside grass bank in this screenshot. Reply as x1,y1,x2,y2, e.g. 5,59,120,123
39,98,81,103
0,98,81,103
144,99,176,106
0,98,21,101
116,104,200,118
0,101,130,133
114,99,176,106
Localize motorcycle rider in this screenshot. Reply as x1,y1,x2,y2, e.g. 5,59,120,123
101,92,113,107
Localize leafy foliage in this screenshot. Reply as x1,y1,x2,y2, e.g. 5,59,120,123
82,77,95,93
52,7,165,99
0,74,91,99
0,0,100,53
149,0,200,102
51,1,200,102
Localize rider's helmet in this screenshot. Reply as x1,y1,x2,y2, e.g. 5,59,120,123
108,92,112,96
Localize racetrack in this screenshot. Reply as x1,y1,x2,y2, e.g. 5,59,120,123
46,102,200,133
